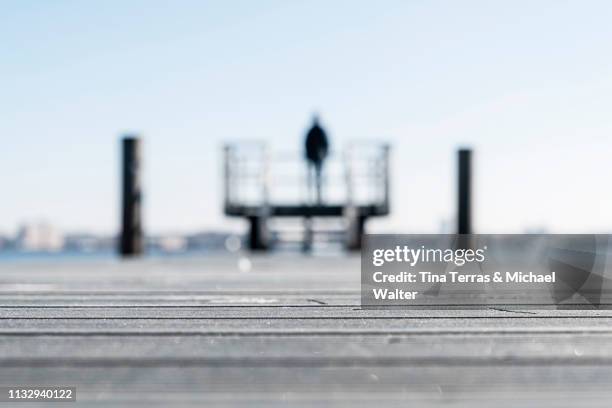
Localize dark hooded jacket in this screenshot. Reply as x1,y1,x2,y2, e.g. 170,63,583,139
305,123,329,165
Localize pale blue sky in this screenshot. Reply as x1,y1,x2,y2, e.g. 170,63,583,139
2,0,612,235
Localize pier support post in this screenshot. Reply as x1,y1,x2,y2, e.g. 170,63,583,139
457,148,472,235
119,136,144,257
248,215,269,251
346,209,366,251
302,216,313,253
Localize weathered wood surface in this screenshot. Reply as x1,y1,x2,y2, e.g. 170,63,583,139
0,255,611,407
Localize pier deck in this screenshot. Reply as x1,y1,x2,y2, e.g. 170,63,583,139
0,255,611,406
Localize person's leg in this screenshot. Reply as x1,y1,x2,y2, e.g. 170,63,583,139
306,162,314,205
304,162,314,251
315,163,323,205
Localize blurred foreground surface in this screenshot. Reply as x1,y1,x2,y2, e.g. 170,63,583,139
1,255,612,407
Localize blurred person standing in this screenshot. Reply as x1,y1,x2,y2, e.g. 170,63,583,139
304,115,329,205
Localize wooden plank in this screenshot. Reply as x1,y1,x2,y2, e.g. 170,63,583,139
0,333,611,361
0,365,611,407
2,316,612,335
2,306,612,317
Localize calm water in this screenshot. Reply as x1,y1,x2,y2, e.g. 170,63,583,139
0,249,222,263
0,246,345,264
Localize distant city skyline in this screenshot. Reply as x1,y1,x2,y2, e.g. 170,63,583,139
0,220,234,254
3,1,612,235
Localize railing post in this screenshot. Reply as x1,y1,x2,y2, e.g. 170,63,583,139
344,145,354,207
223,145,232,212
382,144,390,213
261,144,270,209
457,148,472,235
119,136,144,257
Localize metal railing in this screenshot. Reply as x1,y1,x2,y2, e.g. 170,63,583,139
223,141,390,212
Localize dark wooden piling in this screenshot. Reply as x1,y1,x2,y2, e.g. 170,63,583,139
119,136,143,256
457,148,472,235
